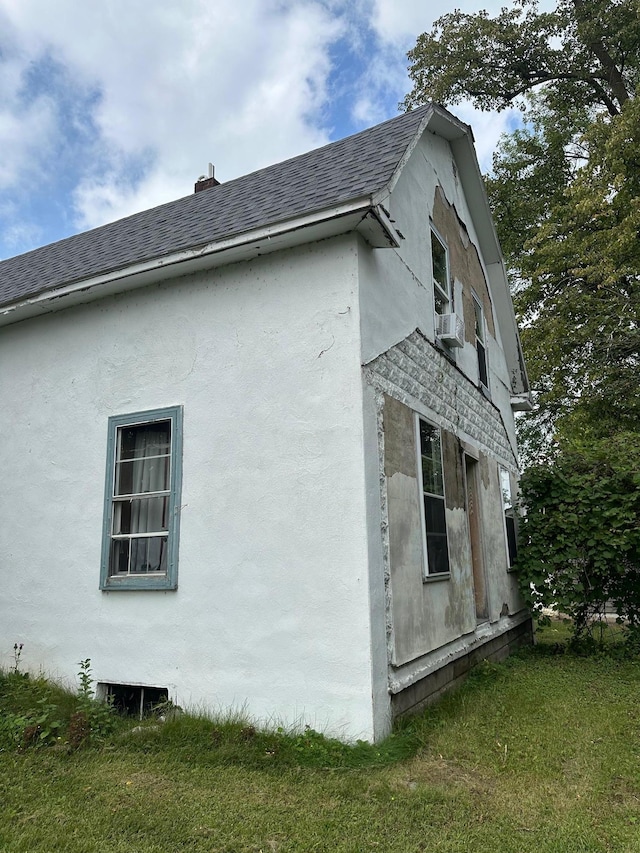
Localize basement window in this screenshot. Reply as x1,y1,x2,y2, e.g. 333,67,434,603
100,683,169,719
416,415,451,578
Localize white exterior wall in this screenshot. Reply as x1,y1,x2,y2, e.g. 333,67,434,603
0,235,380,740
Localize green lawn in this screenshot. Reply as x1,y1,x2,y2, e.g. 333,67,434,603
2,626,639,853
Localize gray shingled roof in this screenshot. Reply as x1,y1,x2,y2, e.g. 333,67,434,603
0,106,432,309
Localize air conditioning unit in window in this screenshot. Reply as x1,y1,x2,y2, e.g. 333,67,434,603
436,312,465,348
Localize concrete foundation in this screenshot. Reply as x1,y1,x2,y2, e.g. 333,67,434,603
391,615,534,718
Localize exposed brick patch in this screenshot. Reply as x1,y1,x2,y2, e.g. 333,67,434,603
364,329,516,470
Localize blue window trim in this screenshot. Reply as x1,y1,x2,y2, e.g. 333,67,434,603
100,405,183,591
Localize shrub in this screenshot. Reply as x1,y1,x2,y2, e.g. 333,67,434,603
516,434,640,647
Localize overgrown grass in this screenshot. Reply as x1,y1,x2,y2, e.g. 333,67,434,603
1,629,639,852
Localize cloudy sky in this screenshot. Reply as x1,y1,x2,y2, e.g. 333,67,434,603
0,0,527,261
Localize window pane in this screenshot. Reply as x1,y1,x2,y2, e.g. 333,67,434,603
427,534,450,575
500,468,512,509
431,233,448,295
478,341,488,387
118,422,171,460
424,495,446,535
113,496,169,534
130,536,168,574
434,287,449,316
420,420,443,496
115,455,170,496
420,419,437,452
110,539,130,575
474,298,485,342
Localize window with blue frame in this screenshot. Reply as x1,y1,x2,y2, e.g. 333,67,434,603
100,406,182,590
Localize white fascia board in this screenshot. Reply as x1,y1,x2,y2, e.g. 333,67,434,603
356,205,401,248
510,394,534,412
0,197,396,327
486,261,530,396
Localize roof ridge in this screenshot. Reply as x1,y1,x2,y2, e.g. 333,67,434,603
0,105,434,311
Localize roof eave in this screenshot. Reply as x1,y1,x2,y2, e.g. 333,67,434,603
0,198,399,328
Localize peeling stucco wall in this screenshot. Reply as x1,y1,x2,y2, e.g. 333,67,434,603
353,127,529,719
364,329,524,680
432,185,496,344
356,130,520,462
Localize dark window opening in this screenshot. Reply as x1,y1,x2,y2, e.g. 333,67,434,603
418,418,450,576
473,295,489,390
505,515,518,565
102,683,168,719
500,467,518,568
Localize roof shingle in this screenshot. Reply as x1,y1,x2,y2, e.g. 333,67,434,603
0,106,431,309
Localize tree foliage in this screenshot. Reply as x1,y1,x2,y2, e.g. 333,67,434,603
516,94,640,451
405,1,640,630
516,435,640,640
404,0,640,458
403,0,639,117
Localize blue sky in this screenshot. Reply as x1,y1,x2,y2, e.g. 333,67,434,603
0,0,527,261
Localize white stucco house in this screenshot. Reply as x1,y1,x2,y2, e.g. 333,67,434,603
0,104,532,741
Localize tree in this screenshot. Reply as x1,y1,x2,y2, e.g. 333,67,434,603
403,0,638,118
404,0,640,457
516,433,640,642
517,95,640,452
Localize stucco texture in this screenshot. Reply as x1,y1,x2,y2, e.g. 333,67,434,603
0,235,381,741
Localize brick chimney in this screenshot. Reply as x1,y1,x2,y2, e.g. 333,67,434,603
195,163,220,193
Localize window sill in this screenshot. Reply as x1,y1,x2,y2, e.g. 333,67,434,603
423,572,451,584
100,574,177,591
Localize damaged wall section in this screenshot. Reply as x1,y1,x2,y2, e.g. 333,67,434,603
364,329,530,711
432,186,496,346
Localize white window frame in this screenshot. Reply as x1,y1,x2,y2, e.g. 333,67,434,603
472,292,489,392
100,406,183,591
500,466,518,569
415,414,451,580
430,225,451,317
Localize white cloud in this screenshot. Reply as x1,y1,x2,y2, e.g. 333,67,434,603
0,93,59,188
0,199,43,260
0,13,59,190
0,0,551,255
0,0,342,230
369,0,557,47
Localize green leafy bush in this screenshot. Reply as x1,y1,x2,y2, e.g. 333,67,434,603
0,655,116,751
73,658,115,745
516,434,640,647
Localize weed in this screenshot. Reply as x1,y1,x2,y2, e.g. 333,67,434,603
73,659,115,745
12,642,24,675
30,696,64,746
